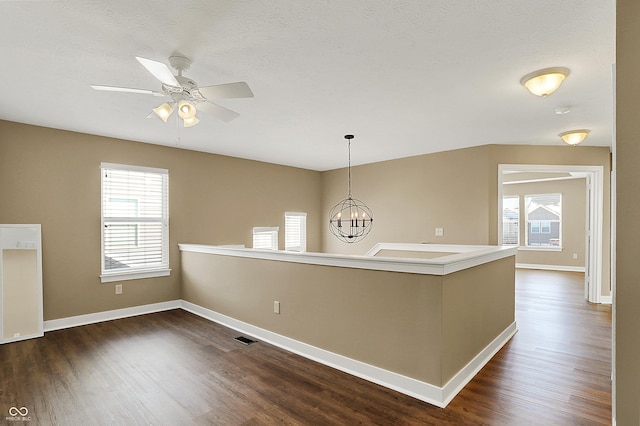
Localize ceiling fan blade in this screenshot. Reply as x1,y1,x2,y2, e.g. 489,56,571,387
199,82,254,99
135,56,180,87
90,85,164,96
198,101,240,122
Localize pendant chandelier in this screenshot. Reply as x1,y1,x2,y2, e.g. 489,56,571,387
329,134,374,243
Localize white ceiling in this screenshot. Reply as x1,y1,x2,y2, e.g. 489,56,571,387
0,1,614,171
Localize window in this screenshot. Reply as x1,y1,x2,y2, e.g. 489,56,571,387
529,220,551,234
525,193,561,247
284,212,307,252
101,163,170,282
253,227,279,250
501,196,519,246
530,221,541,234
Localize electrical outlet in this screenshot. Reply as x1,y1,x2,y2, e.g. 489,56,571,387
274,301,280,314
435,227,444,237
573,253,578,259
13,333,20,338
115,284,123,295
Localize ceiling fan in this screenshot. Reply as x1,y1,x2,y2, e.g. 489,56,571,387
91,56,253,127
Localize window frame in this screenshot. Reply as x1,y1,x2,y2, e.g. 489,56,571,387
284,212,307,252
252,227,279,250
501,195,520,246
523,193,562,250
100,163,171,283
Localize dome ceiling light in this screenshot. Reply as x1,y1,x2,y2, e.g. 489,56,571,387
559,129,590,146
520,67,570,97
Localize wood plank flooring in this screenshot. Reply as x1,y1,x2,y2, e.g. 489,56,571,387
0,270,612,425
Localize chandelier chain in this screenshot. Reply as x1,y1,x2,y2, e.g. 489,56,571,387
347,139,352,199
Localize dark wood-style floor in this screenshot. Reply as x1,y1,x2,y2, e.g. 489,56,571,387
0,270,612,425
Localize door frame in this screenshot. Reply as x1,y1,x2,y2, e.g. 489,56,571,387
498,164,604,303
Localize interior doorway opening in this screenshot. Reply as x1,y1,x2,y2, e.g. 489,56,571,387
498,164,604,303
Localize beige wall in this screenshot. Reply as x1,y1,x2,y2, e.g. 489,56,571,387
181,250,515,387
503,178,586,268
0,120,321,320
322,144,610,296
322,146,492,255
616,0,640,423
441,257,515,383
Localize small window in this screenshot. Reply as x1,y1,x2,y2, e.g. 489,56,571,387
501,196,519,246
540,221,551,233
253,227,279,250
525,194,561,247
530,221,541,234
101,163,170,282
285,212,307,252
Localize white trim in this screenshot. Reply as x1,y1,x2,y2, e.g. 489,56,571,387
498,164,604,304
440,322,517,406
100,162,168,175
43,300,180,332
504,175,587,185
179,243,517,276
518,246,563,252
100,267,172,283
516,263,585,273
180,300,516,408
599,295,612,305
39,300,516,407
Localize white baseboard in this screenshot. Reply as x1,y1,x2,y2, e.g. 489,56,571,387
181,300,517,408
440,322,517,406
43,300,181,332
516,263,586,273
600,295,612,304
42,299,516,408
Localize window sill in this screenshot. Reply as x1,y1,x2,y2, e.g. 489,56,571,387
518,246,563,252
100,268,171,283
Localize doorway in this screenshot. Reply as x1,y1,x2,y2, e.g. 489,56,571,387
498,164,604,303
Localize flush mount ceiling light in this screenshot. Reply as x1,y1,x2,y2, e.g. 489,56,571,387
329,135,374,243
559,129,590,146
520,67,570,97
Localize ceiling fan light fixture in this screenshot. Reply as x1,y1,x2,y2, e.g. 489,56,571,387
183,116,199,127
559,129,590,146
178,100,196,119
520,67,570,97
153,102,174,123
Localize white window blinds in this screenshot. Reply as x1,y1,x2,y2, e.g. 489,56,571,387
101,163,169,280
253,227,279,250
285,212,307,252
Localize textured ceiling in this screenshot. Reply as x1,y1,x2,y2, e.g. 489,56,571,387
0,1,615,171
